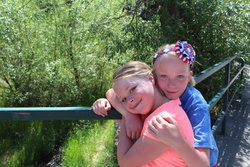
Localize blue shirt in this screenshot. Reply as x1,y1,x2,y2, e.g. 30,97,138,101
180,86,218,167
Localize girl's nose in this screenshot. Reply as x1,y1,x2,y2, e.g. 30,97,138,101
168,78,175,87
127,95,134,103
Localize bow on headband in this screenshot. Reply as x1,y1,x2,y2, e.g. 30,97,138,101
153,41,196,65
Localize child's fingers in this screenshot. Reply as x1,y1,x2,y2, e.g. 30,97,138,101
126,130,131,139
105,101,111,110
126,130,137,141
151,115,162,128
92,99,109,117
126,130,132,140
161,115,177,126
131,132,137,141
93,104,105,117
135,131,140,140
98,100,108,116
155,115,164,124
92,102,100,115
148,124,158,136
147,119,159,135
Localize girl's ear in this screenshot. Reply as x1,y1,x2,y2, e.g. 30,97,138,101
188,71,196,87
149,74,155,85
189,71,193,80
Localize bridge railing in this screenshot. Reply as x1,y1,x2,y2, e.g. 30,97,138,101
0,56,246,135
194,56,246,135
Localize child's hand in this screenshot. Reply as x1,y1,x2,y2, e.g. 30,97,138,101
147,115,184,148
125,113,142,141
92,98,111,117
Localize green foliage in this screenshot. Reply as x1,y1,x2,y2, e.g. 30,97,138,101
184,0,249,99
0,0,123,107
0,0,249,166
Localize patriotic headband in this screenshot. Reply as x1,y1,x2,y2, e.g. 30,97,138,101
153,41,196,65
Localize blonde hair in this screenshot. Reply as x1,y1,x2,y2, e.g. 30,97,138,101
153,44,196,87
113,61,152,82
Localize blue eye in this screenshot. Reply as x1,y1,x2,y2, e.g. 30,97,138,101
121,87,136,103
177,75,185,79
130,87,136,94
160,75,167,78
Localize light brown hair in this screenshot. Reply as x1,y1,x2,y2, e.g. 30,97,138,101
113,61,152,82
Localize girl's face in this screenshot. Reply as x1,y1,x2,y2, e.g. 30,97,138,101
154,54,192,100
113,75,155,115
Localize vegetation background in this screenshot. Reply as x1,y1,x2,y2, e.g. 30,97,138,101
0,0,249,166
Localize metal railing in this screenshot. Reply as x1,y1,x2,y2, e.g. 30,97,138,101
193,55,245,134
0,107,121,120
0,56,246,135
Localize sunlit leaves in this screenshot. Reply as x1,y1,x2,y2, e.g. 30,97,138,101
0,0,130,107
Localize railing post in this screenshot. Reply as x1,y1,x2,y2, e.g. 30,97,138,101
222,63,230,134
240,58,245,80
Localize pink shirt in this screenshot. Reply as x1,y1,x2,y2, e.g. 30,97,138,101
141,99,194,167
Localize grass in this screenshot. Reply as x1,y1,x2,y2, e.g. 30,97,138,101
0,120,74,167
0,121,53,167
0,119,117,167
61,120,117,167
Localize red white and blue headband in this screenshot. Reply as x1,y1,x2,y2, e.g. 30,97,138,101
153,41,196,65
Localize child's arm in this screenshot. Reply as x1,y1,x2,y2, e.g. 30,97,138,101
148,115,210,167
106,88,142,140
117,118,169,167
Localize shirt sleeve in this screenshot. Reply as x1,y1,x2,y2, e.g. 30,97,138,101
185,92,214,148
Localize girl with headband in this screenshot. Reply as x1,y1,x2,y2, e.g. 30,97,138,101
150,41,218,167
92,41,218,167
